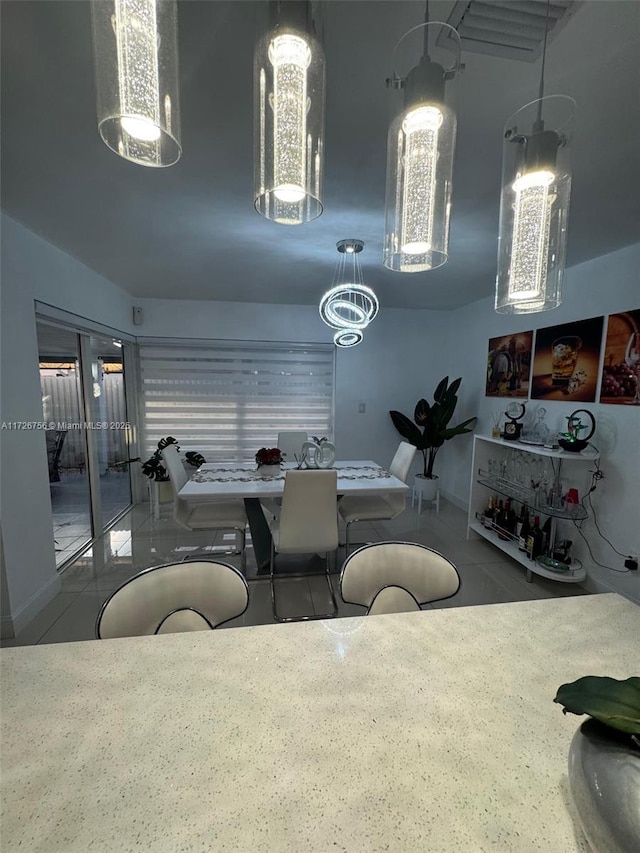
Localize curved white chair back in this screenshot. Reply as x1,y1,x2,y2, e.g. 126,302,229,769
389,441,417,483
367,585,421,616
162,445,191,526
340,541,460,609
162,443,188,492
277,469,338,554
96,560,249,639
277,431,309,461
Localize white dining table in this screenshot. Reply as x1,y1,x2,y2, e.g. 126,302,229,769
1,594,638,852
178,459,410,503
178,460,409,570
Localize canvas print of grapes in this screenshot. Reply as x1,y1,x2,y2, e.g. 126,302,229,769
600,310,640,405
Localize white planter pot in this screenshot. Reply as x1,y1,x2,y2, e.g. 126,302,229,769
415,475,439,502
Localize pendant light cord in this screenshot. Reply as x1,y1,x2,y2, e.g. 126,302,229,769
537,0,551,124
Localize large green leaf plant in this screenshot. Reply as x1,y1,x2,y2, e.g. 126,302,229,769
389,376,477,479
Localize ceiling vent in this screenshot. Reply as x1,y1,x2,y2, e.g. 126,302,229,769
437,1,583,62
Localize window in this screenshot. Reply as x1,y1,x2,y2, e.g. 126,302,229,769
139,339,334,461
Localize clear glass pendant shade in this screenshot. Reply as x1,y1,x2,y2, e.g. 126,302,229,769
496,95,575,314
91,0,181,167
254,17,325,224
383,23,460,273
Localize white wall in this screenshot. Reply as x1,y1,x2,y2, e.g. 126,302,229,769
439,243,640,602
0,214,134,635
137,297,447,469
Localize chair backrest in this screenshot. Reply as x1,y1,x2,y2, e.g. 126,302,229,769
367,585,421,616
340,541,460,608
162,444,188,494
277,431,309,462
389,441,417,483
96,560,249,639
277,469,338,553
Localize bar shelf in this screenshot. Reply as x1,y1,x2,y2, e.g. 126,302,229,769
476,470,587,521
468,435,597,584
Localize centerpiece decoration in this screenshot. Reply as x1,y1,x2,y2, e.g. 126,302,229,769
301,436,336,468
255,447,283,470
554,675,640,851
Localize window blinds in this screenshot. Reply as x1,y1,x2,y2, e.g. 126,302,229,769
138,339,334,461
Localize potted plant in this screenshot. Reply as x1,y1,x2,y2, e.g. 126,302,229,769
554,675,640,851
390,376,477,501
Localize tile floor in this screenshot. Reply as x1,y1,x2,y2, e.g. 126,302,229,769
1,498,587,647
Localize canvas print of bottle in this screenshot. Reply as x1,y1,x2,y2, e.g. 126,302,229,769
486,331,533,397
531,316,604,402
600,310,640,405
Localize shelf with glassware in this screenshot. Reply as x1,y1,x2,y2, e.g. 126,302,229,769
467,435,600,583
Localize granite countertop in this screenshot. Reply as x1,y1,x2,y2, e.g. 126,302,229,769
1,594,638,852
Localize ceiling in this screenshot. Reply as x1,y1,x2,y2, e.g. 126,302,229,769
1,1,639,310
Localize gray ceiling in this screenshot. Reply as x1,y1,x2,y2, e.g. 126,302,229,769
2,1,639,310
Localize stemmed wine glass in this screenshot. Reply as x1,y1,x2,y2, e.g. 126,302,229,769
624,331,640,405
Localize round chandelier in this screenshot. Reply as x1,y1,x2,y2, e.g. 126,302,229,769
319,240,379,347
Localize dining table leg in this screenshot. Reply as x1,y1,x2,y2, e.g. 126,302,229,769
244,498,272,574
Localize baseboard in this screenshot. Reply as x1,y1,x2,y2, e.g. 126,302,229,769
579,571,639,604
440,489,469,513
5,573,62,637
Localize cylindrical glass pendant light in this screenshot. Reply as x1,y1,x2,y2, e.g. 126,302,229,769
319,240,379,348
254,1,325,224
495,95,575,314
383,22,461,272
92,0,181,167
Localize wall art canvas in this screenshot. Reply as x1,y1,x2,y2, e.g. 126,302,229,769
600,309,640,405
486,331,533,397
531,316,604,402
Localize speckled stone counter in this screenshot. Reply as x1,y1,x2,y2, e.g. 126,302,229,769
2,594,638,852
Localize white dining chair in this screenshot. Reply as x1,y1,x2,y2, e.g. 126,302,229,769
276,431,309,463
338,441,416,554
270,469,339,622
340,541,460,614
162,445,248,572
96,559,249,639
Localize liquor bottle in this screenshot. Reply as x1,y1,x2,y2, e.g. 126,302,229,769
526,516,543,560
518,509,530,552
516,505,526,539
496,500,510,540
482,495,495,529
494,499,505,537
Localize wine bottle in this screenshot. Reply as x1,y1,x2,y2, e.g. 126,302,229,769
482,495,495,529
506,499,517,536
518,509,530,552
541,517,552,556
497,500,510,540
494,499,505,537
526,516,543,560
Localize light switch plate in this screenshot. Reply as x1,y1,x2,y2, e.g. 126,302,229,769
358,402,366,414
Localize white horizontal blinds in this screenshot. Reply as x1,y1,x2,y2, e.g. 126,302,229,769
139,341,334,461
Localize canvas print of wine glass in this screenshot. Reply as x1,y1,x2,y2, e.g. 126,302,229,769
600,310,640,405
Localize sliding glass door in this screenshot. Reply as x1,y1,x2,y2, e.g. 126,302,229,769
37,322,93,566
36,320,133,567
87,334,132,528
